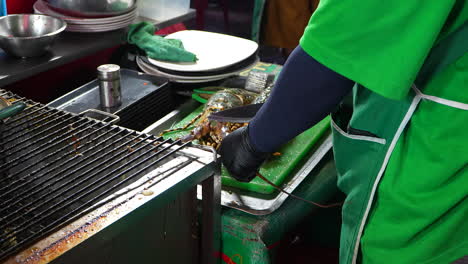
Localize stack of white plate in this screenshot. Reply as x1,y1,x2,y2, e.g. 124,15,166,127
33,0,137,33
137,30,260,83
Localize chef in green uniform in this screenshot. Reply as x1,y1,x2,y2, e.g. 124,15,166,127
219,1,468,263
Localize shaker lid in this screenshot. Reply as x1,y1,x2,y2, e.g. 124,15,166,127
97,64,121,79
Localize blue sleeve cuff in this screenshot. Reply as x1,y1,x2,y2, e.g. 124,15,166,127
248,46,354,152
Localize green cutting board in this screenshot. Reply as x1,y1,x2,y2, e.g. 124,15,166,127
163,104,331,194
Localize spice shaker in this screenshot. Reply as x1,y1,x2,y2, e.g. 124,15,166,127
245,70,276,93
97,64,122,108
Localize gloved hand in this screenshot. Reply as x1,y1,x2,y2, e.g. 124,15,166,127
219,126,269,182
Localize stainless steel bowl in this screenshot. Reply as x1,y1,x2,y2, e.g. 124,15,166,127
0,14,67,58
44,0,137,18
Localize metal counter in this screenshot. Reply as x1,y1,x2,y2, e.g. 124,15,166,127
0,10,195,87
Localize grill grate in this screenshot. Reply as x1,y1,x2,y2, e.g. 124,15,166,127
0,89,192,260
115,82,175,131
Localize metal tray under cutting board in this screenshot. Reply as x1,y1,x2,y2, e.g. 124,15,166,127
49,69,176,131
157,104,331,194
142,99,333,215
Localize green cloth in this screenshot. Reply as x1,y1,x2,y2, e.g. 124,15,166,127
127,22,197,62
300,1,468,263
300,0,468,102
251,0,267,42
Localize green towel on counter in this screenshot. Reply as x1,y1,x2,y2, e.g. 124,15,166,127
127,22,197,62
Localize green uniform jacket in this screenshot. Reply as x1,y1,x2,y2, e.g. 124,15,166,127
300,1,468,263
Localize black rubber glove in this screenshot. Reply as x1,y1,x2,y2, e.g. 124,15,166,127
219,126,269,182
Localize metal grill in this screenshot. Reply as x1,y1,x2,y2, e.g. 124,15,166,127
0,89,192,261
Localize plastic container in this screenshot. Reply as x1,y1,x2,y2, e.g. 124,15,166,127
137,0,189,21
1,0,7,16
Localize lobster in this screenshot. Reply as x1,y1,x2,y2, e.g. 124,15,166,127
162,87,269,149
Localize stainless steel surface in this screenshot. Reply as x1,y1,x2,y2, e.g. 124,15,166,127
97,64,121,80
0,14,66,58
141,99,201,135
98,64,122,108
98,73,121,100
47,188,201,264
245,71,275,93
142,99,333,215
201,156,221,264
213,134,333,215
44,0,136,18
0,9,195,87
3,143,215,264
48,69,167,113
0,88,217,263
80,108,120,124
48,69,174,132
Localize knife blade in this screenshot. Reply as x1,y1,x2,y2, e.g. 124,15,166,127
208,103,263,123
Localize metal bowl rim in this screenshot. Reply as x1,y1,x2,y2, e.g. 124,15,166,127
43,0,137,17
0,14,67,40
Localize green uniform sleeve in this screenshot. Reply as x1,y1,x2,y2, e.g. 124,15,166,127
300,0,456,100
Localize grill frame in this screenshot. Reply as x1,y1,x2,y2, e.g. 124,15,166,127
0,89,219,264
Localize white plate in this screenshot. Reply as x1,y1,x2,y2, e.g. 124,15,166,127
137,59,227,83
138,56,259,80
138,57,260,83
147,30,259,72
137,57,227,82
34,0,136,25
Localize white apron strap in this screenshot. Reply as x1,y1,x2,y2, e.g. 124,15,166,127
413,85,468,111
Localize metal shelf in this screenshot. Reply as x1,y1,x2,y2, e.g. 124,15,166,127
0,9,196,87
